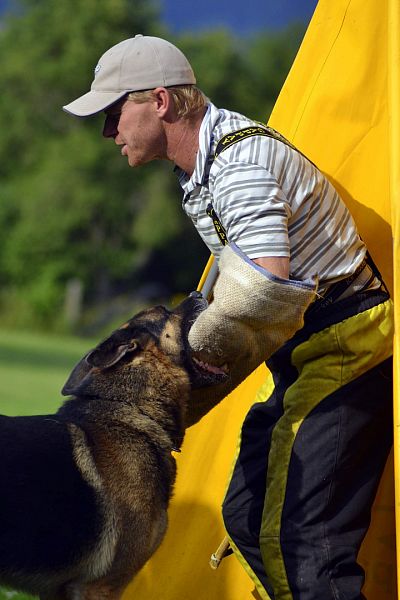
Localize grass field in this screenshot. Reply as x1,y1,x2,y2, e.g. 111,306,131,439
0,328,95,600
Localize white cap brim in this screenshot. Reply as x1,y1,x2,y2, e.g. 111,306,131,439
62,89,129,117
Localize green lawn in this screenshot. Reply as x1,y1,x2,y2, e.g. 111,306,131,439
0,328,94,416
0,328,95,600
0,592,35,600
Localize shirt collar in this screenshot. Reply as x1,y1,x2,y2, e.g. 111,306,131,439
176,103,221,194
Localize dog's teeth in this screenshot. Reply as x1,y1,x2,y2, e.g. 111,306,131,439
193,357,228,375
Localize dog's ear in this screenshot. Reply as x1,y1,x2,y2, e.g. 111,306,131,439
62,354,92,397
62,341,139,397
86,340,139,369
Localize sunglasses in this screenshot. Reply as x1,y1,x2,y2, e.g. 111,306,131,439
103,109,123,138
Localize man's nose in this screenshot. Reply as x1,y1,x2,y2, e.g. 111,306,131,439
102,114,119,139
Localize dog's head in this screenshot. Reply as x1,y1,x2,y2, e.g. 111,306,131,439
62,293,228,402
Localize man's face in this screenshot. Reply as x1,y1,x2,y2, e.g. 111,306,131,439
103,96,165,167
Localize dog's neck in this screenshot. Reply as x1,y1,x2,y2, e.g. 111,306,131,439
58,394,186,454
134,403,184,452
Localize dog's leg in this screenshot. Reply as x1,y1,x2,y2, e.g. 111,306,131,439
40,580,128,600
79,581,127,600
40,589,70,600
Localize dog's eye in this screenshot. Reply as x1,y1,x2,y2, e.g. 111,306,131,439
165,333,170,338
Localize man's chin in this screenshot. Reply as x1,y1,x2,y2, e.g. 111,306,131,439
125,150,161,168
126,152,149,168
127,155,142,168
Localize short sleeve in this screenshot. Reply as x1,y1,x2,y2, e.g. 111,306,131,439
211,161,291,258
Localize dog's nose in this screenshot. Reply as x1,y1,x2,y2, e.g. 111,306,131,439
189,290,203,299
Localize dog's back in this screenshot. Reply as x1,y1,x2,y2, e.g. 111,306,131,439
0,404,176,597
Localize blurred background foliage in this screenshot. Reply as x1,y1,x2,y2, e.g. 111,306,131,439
0,0,306,334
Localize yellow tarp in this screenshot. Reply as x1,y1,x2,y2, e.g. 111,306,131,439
124,1,399,598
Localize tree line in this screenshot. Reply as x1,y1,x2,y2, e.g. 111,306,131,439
0,0,306,332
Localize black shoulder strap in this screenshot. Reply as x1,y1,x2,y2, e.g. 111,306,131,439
206,203,228,246
214,124,317,167
208,124,316,246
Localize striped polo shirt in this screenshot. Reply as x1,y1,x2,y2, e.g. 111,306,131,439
176,103,378,294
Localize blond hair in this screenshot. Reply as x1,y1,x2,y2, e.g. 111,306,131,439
128,85,208,119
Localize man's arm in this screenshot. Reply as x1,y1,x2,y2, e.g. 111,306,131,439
252,256,289,279
189,244,316,366
186,244,317,425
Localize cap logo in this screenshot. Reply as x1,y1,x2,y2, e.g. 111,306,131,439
94,63,101,76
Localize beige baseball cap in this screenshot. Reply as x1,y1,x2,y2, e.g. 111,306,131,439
63,34,196,117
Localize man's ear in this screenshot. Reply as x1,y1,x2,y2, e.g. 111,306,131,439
153,87,172,119
61,341,139,397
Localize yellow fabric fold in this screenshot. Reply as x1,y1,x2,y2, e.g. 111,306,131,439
269,2,398,596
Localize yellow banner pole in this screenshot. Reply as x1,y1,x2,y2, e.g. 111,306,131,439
196,254,218,299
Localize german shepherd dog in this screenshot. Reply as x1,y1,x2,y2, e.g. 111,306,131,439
0,293,227,600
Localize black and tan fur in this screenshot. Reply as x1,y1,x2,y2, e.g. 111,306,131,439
0,293,226,600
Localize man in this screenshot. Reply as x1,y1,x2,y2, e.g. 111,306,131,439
63,35,393,600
